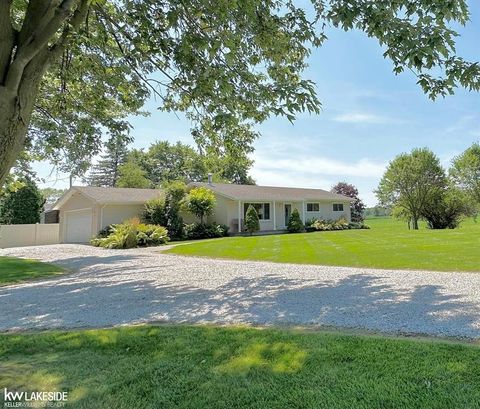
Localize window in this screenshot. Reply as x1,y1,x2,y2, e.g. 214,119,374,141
333,203,344,212
244,203,270,220
307,203,320,212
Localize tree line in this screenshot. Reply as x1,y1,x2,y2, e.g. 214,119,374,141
85,136,255,188
376,143,480,229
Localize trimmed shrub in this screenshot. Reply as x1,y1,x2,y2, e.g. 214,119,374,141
287,208,304,233
306,217,370,232
184,222,229,240
92,218,169,249
245,204,260,235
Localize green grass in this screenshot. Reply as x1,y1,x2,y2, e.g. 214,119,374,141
0,256,64,286
166,217,480,272
0,325,479,408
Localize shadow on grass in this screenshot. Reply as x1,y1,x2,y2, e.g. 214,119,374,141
1,324,480,409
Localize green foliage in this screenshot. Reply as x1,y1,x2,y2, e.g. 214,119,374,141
116,162,150,188
91,218,169,249
0,178,44,224
183,187,216,224
40,187,67,203
86,135,130,187
287,208,304,233
244,205,260,235
450,142,480,205
2,1,479,183
422,187,474,229
143,181,187,240
184,222,229,240
376,148,447,229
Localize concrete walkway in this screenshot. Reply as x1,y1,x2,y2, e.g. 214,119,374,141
1,244,479,339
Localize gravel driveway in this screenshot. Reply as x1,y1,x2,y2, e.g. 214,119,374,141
1,244,479,339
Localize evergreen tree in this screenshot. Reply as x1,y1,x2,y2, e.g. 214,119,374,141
245,205,260,235
86,135,130,187
0,178,44,224
287,209,304,233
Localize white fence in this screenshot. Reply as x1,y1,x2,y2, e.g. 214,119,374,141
0,224,60,248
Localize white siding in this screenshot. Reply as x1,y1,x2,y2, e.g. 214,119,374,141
100,204,145,230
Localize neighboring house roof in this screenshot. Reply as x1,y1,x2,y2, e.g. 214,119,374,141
53,186,163,209
42,203,54,213
190,182,353,202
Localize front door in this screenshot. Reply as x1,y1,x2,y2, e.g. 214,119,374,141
284,204,292,227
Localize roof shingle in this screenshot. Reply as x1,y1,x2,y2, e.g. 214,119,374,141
190,182,352,201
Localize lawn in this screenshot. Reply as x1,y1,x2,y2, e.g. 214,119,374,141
166,217,480,272
0,325,479,408
0,256,64,286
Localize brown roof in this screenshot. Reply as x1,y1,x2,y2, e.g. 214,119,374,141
190,182,352,202
54,186,163,209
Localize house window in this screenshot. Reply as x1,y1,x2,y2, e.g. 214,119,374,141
333,203,344,212
244,203,270,220
306,203,320,212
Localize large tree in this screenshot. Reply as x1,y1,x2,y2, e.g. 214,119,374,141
376,148,446,229
1,1,479,186
86,134,130,187
450,142,480,206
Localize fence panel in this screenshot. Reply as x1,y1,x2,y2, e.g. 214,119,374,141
0,224,60,248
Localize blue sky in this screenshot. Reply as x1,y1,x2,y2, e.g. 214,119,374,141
34,2,480,206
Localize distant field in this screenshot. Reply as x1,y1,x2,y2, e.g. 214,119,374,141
166,218,480,272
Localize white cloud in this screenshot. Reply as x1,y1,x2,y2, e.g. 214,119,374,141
252,155,387,179
332,112,391,124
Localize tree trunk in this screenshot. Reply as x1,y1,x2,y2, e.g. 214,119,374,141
0,56,48,186
0,89,30,185
412,217,419,230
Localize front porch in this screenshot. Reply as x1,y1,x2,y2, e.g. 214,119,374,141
231,200,307,233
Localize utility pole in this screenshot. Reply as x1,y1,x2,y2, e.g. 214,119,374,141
69,174,73,188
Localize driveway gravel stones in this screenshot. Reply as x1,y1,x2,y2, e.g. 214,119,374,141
0,244,479,339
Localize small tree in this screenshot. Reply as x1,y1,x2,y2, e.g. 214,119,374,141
287,208,304,233
0,178,44,224
116,161,150,188
331,182,366,222
245,205,260,235
183,187,216,225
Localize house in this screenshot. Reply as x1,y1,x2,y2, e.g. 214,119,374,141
190,182,352,233
53,183,352,243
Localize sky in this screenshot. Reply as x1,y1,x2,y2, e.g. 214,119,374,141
33,2,480,206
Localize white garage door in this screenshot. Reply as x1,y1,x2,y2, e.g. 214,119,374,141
65,210,93,243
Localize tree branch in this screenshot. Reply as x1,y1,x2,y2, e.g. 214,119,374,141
5,0,81,93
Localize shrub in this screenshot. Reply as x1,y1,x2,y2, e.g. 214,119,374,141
92,218,169,249
287,208,304,233
184,222,229,240
306,217,369,232
245,204,260,235
143,182,187,240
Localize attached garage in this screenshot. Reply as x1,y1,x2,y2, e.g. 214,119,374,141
64,209,93,243
53,186,163,243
